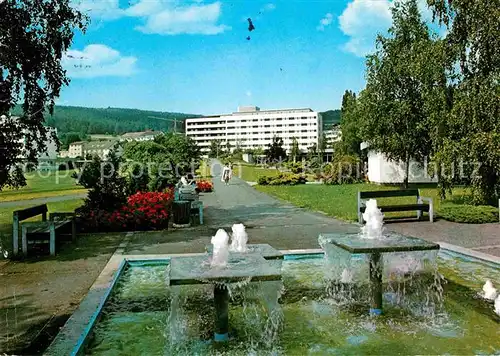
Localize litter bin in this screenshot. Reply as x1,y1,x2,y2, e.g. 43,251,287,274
173,200,191,227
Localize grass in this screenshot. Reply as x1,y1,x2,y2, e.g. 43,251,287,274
232,162,318,182
0,170,87,202
0,198,84,250
196,159,213,179
255,183,475,222
232,162,280,182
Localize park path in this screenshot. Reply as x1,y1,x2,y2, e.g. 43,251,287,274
126,160,499,257
0,192,87,208
125,160,359,254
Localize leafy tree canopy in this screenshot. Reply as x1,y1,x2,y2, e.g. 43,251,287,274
359,0,447,187
265,136,287,163
0,0,87,190
427,0,500,204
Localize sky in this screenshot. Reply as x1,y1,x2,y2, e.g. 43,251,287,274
59,0,437,115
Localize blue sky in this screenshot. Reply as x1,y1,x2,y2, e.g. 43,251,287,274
60,0,435,115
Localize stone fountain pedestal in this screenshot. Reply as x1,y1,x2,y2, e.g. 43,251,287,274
320,233,439,316
169,244,283,342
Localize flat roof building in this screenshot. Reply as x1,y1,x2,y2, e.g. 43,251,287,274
185,106,323,154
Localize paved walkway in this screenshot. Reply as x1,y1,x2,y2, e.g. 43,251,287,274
126,160,500,257
0,193,87,208
126,161,359,254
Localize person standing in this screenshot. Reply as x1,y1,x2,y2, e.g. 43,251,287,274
221,163,232,185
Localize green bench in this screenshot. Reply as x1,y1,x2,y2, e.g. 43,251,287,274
358,189,433,224
13,204,77,257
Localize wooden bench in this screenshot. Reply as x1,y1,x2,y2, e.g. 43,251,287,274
13,205,76,257
357,189,433,224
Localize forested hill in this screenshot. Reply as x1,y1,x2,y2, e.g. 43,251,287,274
320,110,341,130
11,105,200,135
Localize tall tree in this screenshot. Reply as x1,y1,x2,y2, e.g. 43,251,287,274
427,0,500,205
339,90,363,156
0,0,87,190
208,139,223,158
289,137,300,163
265,136,286,163
360,0,446,187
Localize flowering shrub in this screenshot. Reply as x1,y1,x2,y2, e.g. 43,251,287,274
82,190,174,232
197,180,213,192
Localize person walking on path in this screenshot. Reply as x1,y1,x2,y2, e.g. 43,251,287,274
221,163,232,185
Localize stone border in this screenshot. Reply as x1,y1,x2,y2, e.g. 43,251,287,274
45,245,499,355
438,241,500,265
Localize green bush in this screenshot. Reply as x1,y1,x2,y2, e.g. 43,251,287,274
257,175,272,185
438,204,498,224
259,173,307,186
322,155,363,185
284,162,303,174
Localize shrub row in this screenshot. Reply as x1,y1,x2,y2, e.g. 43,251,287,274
438,204,498,224
257,173,307,186
79,190,173,232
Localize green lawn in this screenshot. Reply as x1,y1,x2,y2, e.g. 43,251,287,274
256,183,471,222
0,170,87,202
232,163,280,182
196,160,212,178
0,199,84,250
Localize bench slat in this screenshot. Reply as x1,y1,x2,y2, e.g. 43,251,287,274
360,189,420,199
23,220,71,234
360,204,429,213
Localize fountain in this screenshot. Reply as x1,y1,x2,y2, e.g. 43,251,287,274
211,229,230,268
482,280,498,300
230,223,248,253
169,224,283,344
319,199,440,316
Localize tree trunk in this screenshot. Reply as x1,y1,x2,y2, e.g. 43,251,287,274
404,152,410,188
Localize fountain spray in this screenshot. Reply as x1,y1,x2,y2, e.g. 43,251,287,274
211,229,230,268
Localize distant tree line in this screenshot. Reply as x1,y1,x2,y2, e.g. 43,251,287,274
10,105,200,137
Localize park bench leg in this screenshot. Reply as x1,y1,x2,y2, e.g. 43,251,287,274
49,223,56,256
429,206,434,223
71,219,77,242
13,216,19,256
21,226,28,256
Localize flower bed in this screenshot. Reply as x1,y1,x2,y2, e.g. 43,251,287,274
197,180,213,192
80,190,174,232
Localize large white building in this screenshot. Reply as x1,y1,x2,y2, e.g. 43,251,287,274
185,106,322,154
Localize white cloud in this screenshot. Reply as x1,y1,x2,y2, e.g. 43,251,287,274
125,0,164,17
317,13,333,31
75,0,230,36
261,3,276,12
62,44,137,78
338,0,392,57
246,90,252,97
134,1,230,35
73,0,124,20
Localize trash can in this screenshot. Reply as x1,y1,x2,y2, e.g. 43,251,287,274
173,200,191,227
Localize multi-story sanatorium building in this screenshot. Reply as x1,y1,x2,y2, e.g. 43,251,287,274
185,106,323,154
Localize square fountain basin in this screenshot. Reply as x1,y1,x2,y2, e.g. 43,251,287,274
319,232,440,254
205,243,284,260
169,253,282,286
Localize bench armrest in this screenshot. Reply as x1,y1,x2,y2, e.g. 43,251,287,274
419,197,434,222
419,196,433,205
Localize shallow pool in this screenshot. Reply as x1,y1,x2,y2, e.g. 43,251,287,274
84,251,500,355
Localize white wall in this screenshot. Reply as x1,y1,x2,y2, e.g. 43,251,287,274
367,150,437,184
